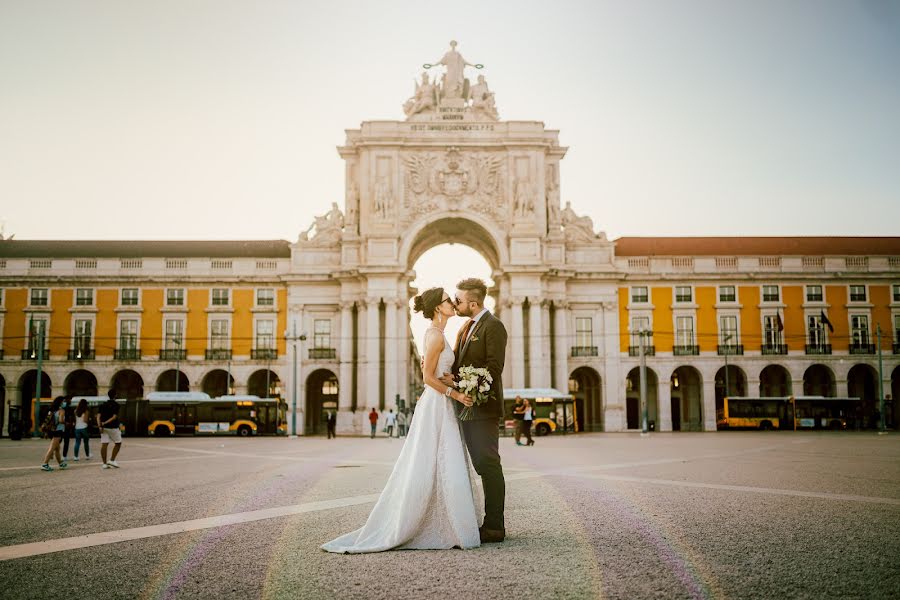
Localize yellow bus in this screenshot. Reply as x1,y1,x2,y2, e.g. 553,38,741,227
146,392,287,437
503,388,576,436
718,396,858,431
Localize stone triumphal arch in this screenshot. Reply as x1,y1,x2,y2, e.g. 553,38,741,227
288,42,621,434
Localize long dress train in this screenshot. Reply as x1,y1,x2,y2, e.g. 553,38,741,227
321,327,484,553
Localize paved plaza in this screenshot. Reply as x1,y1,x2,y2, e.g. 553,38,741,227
0,432,898,599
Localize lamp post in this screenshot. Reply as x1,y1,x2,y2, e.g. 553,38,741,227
285,322,307,438
30,318,44,437
638,328,650,435
723,333,733,403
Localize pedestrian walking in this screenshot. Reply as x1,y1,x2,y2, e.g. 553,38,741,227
326,410,336,439
369,408,379,438
397,410,408,437
40,396,68,471
513,396,525,445
61,395,75,462
97,389,123,469
385,409,397,438
73,398,92,461
522,399,535,446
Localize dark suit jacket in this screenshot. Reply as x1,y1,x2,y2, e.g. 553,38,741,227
452,311,508,420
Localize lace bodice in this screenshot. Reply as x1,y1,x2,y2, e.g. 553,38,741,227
426,326,455,377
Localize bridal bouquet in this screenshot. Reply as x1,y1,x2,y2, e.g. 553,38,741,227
455,365,493,421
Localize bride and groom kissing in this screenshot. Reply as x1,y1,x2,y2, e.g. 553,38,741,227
322,278,509,553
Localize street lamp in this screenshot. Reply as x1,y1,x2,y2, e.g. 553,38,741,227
285,323,307,438
723,333,733,403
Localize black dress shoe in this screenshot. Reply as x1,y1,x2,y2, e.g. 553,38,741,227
479,527,506,543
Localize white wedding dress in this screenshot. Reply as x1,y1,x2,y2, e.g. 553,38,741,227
322,327,484,553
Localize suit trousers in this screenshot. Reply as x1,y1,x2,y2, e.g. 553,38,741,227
461,418,505,531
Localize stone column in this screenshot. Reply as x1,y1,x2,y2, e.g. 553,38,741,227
601,301,623,430
553,301,569,393
836,379,849,397
365,297,381,410
338,302,354,411
286,305,304,436
702,378,717,431
510,297,525,389
528,299,544,387
498,299,513,389
748,378,761,397
384,299,399,409
397,298,411,410
657,379,673,432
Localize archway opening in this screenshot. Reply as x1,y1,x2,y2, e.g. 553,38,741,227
157,369,189,393
626,367,658,430
202,369,234,398
17,371,52,433
569,367,602,432
715,365,747,412
759,364,791,397
305,369,338,435
890,365,899,430
847,364,878,429
803,364,835,397
248,369,281,399
65,369,98,397
409,243,496,356
671,366,703,431
111,369,144,400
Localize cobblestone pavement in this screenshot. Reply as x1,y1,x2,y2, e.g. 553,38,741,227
1,432,898,599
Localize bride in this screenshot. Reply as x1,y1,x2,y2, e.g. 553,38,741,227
321,287,484,553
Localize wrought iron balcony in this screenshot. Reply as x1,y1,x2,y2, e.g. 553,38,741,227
67,349,95,360
628,345,656,357
894,342,900,355
159,349,187,361
717,344,744,356
849,343,875,355
673,345,700,356
805,344,832,355
205,349,233,360
114,348,140,360
570,346,598,357
309,347,337,360
761,344,788,355
251,348,278,360
21,348,49,360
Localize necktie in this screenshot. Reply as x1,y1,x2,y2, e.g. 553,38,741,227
456,319,475,352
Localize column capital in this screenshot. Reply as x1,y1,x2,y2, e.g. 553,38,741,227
552,299,570,310
364,296,381,307
508,296,526,306
289,304,305,314
339,301,355,311
600,301,616,311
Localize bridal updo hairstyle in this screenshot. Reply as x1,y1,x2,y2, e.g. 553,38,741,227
412,287,445,320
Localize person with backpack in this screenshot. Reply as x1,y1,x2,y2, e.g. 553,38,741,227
72,398,92,461
60,396,76,462
40,396,69,472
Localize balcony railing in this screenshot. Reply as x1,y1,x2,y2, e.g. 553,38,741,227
628,345,656,357
761,344,788,355
0,350,3,360
22,348,49,360
251,348,278,360
849,343,875,355
308,347,337,360
570,346,598,357
805,344,832,355
673,345,700,356
205,349,233,360
717,344,744,356
114,348,140,360
159,349,187,361
67,349,95,360
894,342,900,355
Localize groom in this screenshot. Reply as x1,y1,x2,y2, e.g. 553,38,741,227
443,277,508,543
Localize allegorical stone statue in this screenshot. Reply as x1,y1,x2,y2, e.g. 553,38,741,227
469,74,498,120
403,72,437,117
299,202,344,244
561,201,597,242
513,177,534,218
374,177,394,220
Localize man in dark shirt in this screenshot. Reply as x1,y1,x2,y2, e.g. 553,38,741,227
97,388,123,468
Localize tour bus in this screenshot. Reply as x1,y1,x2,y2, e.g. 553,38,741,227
717,396,857,430
145,392,287,437
503,388,576,436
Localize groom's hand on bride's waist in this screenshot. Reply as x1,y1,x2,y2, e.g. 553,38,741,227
439,373,456,387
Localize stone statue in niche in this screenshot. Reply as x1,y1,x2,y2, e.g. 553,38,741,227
545,163,561,227
469,75,498,120
299,202,344,245
561,201,598,242
374,177,394,220
513,176,534,218
345,180,359,227
403,72,438,117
